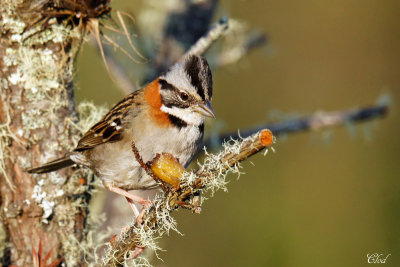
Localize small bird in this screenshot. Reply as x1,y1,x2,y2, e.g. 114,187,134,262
27,55,215,216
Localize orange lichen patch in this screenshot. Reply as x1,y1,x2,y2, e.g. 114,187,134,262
144,79,171,127
150,153,184,190
110,234,117,244
259,129,274,147
78,178,86,185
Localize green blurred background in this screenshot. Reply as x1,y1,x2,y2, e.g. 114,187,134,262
76,1,400,266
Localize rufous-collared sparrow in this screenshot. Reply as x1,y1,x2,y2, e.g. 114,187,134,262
27,55,215,215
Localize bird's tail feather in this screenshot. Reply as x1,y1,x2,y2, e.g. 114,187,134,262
27,156,74,174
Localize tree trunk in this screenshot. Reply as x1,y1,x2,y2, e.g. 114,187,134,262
0,1,91,265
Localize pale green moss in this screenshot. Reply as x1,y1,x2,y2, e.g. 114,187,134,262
103,132,275,266
75,101,108,133
0,0,92,265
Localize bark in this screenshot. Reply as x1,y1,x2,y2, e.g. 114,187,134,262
0,1,92,265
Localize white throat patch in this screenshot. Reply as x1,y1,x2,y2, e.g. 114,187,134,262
160,105,204,126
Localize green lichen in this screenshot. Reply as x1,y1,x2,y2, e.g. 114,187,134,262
102,131,276,266
0,0,93,265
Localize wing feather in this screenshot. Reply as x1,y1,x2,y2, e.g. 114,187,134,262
74,90,141,151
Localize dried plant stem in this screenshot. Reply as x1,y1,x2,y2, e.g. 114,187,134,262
99,16,229,95
102,129,274,266
131,140,168,191
90,37,137,94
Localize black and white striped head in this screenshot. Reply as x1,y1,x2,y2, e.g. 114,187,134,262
159,55,215,127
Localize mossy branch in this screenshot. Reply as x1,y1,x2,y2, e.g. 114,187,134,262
102,129,275,266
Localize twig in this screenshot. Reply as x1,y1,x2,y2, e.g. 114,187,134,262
216,30,267,66
203,104,388,149
89,36,137,94
131,140,168,191
182,17,229,58
91,17,228,94
102,129,275,266
144,0,219,82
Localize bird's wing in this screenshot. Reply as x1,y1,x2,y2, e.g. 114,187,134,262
74,90,141,152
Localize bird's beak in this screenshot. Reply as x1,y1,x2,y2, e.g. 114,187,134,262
196,101,216,119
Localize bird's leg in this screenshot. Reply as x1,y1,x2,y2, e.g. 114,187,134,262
104,183,150,205
132,246,145,259
104,183,152,223
125,197,139,217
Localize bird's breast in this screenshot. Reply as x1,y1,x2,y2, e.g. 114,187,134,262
88,115,202,190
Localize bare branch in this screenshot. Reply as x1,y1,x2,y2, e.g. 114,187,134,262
182,17,229,58
203,104,389,149
216,29,267,66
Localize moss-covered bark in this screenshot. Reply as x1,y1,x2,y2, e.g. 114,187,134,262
0,1,91,265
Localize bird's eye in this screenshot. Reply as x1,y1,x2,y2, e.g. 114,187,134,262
179,92,189,101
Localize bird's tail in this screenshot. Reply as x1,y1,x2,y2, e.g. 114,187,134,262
26,156,75,174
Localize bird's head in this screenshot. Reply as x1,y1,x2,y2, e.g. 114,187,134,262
158,55,215,127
